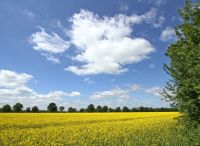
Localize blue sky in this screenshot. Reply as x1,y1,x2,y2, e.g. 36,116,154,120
0,0,185,109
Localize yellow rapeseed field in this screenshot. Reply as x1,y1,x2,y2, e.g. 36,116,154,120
0,112,186,146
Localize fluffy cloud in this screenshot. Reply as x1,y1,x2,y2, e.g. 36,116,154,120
90,88,130,100
160,27,176,41
0,70,80,108
65,9,155,75
143,8,165,27
145,87,162,96
29,9,165,75
41,53,60,64
153,16,165,28
29,27,70,63
89,84,163,100
0,70,33,88
68,91,81,97
29,27,70,53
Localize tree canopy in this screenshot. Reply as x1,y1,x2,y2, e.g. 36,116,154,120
32,106,39,112
13,103,23,112
47,103,58,112
2,104,12,112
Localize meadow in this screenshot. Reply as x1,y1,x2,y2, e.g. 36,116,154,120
0,112,189,146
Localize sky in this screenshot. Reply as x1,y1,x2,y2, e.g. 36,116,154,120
0,0,186,109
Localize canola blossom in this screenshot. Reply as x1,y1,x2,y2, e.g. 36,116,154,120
0,112,187,146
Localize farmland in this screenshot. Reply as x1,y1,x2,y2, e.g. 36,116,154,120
0,112,189,146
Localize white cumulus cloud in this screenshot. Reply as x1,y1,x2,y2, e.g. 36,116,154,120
0,70,33,88
89,84,163,100
145,86,162,96
160,27,176,41
90,88,130,100
0,70,81,108
29,27,70,63
65,9,155,75
29,27,70,54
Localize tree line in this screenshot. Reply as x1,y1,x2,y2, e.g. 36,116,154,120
0,102,177,113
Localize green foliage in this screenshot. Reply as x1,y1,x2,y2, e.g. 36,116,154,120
172,122,200,146
86,104,95,112
68,107,77,112
2,104,12,112
108,107,114,112
26,107,31,112
115,107,121,112
32,106,39,112
47,103,58,112
79,108,85,112
96,105,103,112
13,103,23,112
122,106,130,112
163,0,200,124
59,106,65,112
102,106,108,112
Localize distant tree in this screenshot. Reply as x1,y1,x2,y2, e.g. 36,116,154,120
96,105,102,112
86,104,95,112
139,106,145,112
26,107,31,112
68,107,77,112
115,107,121,112
68,107,73,112
102,106,108,112
59,106,65,112
2,104,12,112
131,107,137,112
47,103,57,112
13,103,23,112
148,107,153,112
144,107,149,112
32,106,39,112
0,108,2,112
73,108,77,112
108,108,114,112
80,108,85,112
122,106,130,112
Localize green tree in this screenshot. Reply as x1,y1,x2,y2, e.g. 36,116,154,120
26,107,31,112
115,107,121,112
96,105,102,112
86,104,95,112
13,103,23,112
102,106,108,112
32,106,39,112
163,0,200,124
59,106,65,112
68,107,77,112
80,108,85,112
2,104,12,112
122,106,130,112
108,108,114,112
131,107,137,112
47,103,57,112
